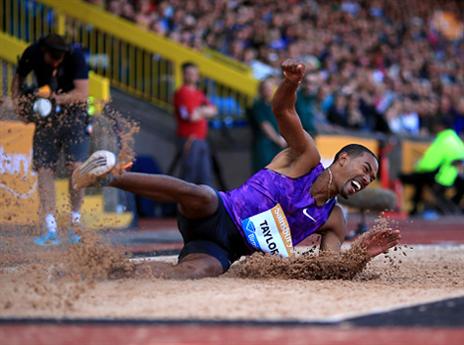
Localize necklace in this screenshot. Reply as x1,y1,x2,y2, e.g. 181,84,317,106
326,167,333,202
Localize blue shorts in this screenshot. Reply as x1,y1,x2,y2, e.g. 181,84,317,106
32,108,90,171
177,193,250,272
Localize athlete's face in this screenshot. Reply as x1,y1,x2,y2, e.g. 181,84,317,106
336,152,378,198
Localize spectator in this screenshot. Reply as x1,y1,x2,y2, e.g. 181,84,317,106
399,121,464,215
359,89,390,133
11,34,89,246
346,95,365,130
88,0,464,138
327,92,349,128
173,62,217,186
296,72,319,137
248,77,286,173
453,98,464,137
386,97,420,136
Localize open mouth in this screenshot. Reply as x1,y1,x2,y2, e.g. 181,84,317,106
351,180,362,192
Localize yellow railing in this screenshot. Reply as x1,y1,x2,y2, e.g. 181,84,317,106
0,33,23,97
0,0,258,120
0,32,35,99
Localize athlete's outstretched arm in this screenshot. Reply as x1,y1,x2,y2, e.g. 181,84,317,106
233,226,401,280
318,206,401,257
272,59,320,163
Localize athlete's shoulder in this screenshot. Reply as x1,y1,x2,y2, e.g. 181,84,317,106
267,148,321,178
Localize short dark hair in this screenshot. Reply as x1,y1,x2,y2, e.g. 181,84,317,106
40,33,69,60
182,61,198,72
332,144,378,164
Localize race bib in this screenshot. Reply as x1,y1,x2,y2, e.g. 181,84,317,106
241,204,294,257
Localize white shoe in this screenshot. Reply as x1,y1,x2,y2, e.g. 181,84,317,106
72,150,116,189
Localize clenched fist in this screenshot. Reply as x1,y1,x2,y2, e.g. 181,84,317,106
281,58,306,84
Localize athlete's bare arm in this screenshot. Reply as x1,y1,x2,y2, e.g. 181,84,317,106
317,205,401,258
267,59,320,177
317,205,346,253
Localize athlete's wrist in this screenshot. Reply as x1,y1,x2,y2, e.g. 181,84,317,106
283,77,302,87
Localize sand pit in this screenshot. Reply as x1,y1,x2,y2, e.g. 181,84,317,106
1,243,463,322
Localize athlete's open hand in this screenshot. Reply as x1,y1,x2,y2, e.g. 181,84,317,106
354,228,401,258
281,58,306,84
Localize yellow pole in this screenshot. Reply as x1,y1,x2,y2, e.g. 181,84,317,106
174,61,182,90
0,0,4,35
34,5,39,41
0,62,3,96
152,56,158,99
143,51,149,98
6,0,11,35
28,3,33,40
105,34,111,79
113,38,119,82
97,31,103,75
20,0,26,40
129,44,134,90
13,0,18,37
55,11,66,36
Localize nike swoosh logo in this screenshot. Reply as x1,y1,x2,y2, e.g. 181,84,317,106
303,208,317,222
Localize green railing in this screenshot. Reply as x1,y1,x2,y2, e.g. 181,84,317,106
0,0,258,121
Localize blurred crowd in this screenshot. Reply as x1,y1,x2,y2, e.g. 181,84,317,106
85,0,464,138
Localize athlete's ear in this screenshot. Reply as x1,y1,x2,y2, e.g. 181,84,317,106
337,152,349,167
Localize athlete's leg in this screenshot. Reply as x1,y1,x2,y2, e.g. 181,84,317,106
109,172,218,219
37,167,56,216
73,151,226,279
109,173,231,279
73,151,219,219
132,253,223,280
64,112,90,223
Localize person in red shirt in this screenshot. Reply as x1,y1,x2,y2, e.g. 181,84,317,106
173,62,217,185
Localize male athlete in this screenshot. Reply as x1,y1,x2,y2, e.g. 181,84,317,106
73,59,401,279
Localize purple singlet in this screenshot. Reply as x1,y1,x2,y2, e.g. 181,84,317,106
219,163,336,254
